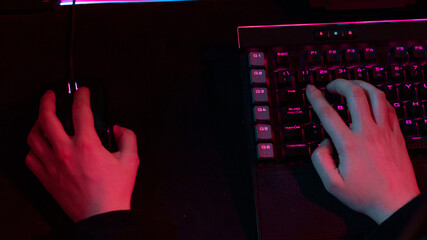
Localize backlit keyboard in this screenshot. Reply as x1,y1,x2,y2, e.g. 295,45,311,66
239,19,427,165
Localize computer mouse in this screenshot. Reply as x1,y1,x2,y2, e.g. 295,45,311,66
53,79,117,152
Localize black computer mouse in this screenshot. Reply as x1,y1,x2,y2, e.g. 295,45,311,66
53,79,117,152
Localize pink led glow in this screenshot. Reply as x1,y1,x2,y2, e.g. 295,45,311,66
238,19,427,48
60,0,190,5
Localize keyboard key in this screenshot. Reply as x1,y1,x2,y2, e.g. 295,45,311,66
281,106,310,123
334,68,349,79
405,64,423,82
370,66,387,84
249,52,265,67
284,143,310,158
411,45,426,59
416,82,427,100
297,69,311,87
418,118,427,135
303,123,323,142
391,46,408,61
279,88,304,105
283,125,303,142
404,101,424,118
313,69,331,87
343,48,359,63
275,52,290,67
309,108,320,123
307,50,322,65
353,67,368,81
254,106,270,121
361,47,376,61
333,104,349,121
255,124,273,140
398,83,416,101
391,102,405,119
325,49,340,64
324,89,342,104
390,65,405,83
250,69,267,84
381,84,398,101
400,119,418,136
252,87,269,103
257,143,274,159
277,70,293,87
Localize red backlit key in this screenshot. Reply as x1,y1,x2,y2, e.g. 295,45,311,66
314,69,331,87
405,64,422,82
277,70,293,87
399,119,418,136
391,46,408,60
249,52,265,67
334,68,349,79
255,124,273,140
325,49,340,64
297,69,311,87
257,143,274,159
303,123,323,142
281,106,310,123
279,88,304,105
391,102,404,119
252,87,269,103
411,45,426,59
370,66,387,84
284,143,310,158
353,67,368,81
250,69,267,84
307,50,321,65
283,124,303,142
361,47,376,61
418,118,427,135
404,101,424,118
275,52,290,67
381,84,398,101
334,104,349,122
343,48,359,63
253,106,270,121
390,65,405,83
398,83,416,101
417,83,427,100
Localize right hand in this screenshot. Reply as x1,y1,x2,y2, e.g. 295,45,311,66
306,79,420,224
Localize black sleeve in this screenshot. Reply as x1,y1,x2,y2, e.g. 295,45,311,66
56,209,177,240
366,192,427,240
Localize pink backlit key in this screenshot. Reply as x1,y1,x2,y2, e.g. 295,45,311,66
249,52,265,67
253,106,270,121
252,87,269,103
255,124,273,140
257,143,274,159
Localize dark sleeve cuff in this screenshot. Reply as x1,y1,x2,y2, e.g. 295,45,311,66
366,192,427,240
67,209,176,240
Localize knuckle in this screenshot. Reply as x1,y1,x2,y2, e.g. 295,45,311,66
375,90,387,101
55,147,72,161
349,86,366,99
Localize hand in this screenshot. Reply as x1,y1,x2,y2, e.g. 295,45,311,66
306,79,420,224
26,87,140,222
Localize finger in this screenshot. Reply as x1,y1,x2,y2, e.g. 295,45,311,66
113,125,139,164
27,121,54,161
351,80,389,127
326,79,374,130
72,87,98,138
306,84,352,149
38,90,70,150
311,138,344,194
25,151,47,182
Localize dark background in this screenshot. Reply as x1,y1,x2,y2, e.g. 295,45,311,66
1,1,427,239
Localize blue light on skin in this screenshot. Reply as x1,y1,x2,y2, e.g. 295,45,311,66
60,0,193,5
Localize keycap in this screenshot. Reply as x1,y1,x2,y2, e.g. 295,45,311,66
297,69,311,87
275,52,290,67
252,87,269,103
325,49,340,64
381,84,398,101
257,143,274,159
324,89,342,104
391,102,405,119
405,101,424,118
253,106,270,121
400,119,418,136
279,88,304,105
250,69,267,84
281,106,310,123
313,69,331,87
417,83,427,100
249,52,265,67
284,143,310,158
303,123,323,142
390,65,405,83
353,67,368,81
277,70,293,87
307,50,322,65
255,124,273,140
343,48,359,63
398,83,416,101
334,104,349,121
370,66,387,84
405,64,423,82
418,118,427,135
391,46,408,60
411,45,426,59
361,47,376,61
282,125,303,142
334,68,349,79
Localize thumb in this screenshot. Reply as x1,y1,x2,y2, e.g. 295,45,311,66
113,125,139,163
311,138,344,193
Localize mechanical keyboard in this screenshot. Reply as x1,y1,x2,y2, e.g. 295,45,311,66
239,19,427,166
238,19,427,240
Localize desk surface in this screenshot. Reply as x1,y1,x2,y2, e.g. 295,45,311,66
1,1,426,239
